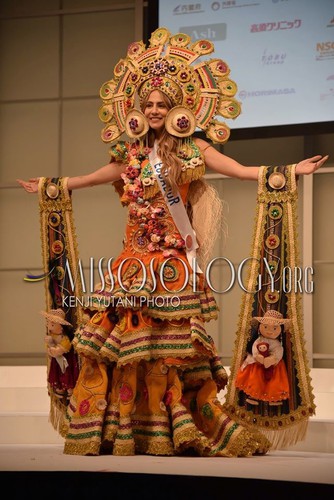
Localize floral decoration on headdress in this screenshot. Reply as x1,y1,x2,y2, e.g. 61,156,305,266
98,27,241,144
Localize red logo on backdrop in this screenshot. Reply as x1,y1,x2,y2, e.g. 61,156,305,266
250,19,301,33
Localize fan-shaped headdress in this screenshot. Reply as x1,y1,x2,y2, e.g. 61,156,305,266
98,27,241,144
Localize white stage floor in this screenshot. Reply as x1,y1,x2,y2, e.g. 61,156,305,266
0,444,333,485
1,365,333,498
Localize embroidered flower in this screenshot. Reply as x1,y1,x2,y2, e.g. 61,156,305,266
147,242,159,252
162,249,178,258
125,98,132,110
151,207,164,219
189,157,202,167
185,96,195,106
126,185,140,199
151,76,163,87
150,234,161,243
137,207,150,216
176,115,189,130
120,383,133,403
126,166,140,179
121,172,129,182
175,239,185,248
96,398,107,411
79,399,90,416
129,117,139,132
165,234,177,245
201,403,214,420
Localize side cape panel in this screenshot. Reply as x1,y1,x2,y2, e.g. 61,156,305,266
38,177,83,434
224,165,316,450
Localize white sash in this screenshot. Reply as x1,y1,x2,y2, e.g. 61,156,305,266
149,142,202,273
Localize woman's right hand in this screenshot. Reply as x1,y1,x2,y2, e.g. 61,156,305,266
16,178,40,193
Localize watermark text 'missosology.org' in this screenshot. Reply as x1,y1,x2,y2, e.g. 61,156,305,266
31,256,314,295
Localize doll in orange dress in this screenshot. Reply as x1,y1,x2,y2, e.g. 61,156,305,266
41,309,79,399
235,310,291,405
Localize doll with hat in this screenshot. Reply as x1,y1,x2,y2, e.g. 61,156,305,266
41,308,79,399
235,309,291,406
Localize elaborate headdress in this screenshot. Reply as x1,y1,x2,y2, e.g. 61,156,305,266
98,27,241,144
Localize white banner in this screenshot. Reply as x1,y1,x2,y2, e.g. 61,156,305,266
149,143,202,273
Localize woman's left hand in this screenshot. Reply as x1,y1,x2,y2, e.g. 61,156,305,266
295,154,329,175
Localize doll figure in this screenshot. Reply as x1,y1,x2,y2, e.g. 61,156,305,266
41,309,79,399
235,310,291,406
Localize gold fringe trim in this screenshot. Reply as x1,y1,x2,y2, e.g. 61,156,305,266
259,419,309,450
210,425,271,458
113,441,135,456
64,440,101,456
49,394,66,436
135,437,175,456
174,426,209,455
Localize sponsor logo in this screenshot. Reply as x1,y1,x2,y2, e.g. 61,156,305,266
179,23,227,41
251,19,301,32
316,41,334,60
238,88,296,99
327,17,334,28
262,49,287,65
173,3,204,15
211,1,260,10
320,74,334,101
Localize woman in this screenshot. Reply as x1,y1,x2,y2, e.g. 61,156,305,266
17,28,328,458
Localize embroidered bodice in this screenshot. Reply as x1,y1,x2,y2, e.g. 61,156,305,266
109,139,205,256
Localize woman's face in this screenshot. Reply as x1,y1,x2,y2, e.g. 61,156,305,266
143,90,169,136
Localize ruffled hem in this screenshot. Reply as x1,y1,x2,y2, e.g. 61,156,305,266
74,308,218,368
64,408,270,457
63,361,271,457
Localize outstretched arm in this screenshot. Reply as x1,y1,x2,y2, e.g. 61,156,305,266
194,137,329,180
17,161,126,193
